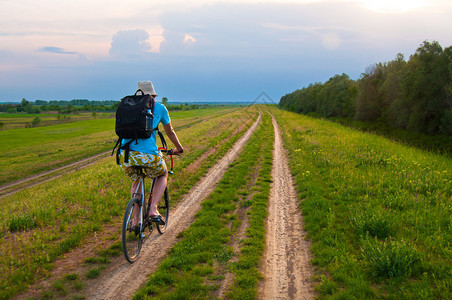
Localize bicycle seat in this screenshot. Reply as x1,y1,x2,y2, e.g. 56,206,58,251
131,166,146,176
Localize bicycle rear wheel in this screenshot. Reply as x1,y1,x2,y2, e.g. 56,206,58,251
122,197,142,263
157,187,169,234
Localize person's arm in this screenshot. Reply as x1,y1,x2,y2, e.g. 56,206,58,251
163,122,184,154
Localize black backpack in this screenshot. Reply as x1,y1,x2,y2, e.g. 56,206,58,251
112,89,167,165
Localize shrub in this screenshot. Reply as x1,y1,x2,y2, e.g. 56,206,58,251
362,238,421,279
32,116,41,127
439,109,452,135
351,207,394,239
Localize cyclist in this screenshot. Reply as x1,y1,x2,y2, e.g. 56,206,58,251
118,81,183,228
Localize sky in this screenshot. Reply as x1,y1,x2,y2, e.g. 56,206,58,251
0,0,451,103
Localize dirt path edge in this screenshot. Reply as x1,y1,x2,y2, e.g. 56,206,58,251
258,114,315,299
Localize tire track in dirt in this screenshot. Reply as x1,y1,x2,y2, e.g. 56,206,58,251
0,151,111,199
84,112,261,299
0,116,222,199
258,115,315,299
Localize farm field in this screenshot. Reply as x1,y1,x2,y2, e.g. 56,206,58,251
0,106,240,186
0,112,114,130
0,105,450,299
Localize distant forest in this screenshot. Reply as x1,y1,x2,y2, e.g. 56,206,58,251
279,41,452,136
0,97,206,114
0,99,118,114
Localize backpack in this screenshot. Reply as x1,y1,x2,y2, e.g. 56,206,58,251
112,89,167,165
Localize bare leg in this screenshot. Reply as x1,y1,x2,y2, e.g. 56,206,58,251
131,181,141,226
148,170,168,216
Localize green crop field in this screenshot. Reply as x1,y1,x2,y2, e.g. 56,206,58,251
0,105,450,299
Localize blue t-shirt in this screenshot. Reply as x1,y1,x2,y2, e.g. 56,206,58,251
121,102,170,155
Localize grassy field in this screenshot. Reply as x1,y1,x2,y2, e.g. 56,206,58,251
0,107,256,299
270,107,451,299
0,112,113,130
0,105,450,299
0,107,239,185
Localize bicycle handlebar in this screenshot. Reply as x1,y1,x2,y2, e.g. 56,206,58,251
158,147,179,174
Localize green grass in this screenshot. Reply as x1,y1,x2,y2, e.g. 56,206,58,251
270,107,451,299
0,107,256,299
0,112,112,130
329,115,452,155
3,105,449,299
0,106,239,185
133,110,274,299
0,118,116,185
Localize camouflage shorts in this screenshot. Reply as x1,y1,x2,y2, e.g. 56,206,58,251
119,150,167,182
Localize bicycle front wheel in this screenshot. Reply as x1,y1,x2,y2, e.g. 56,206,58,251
122,197,142,263
157,187,169,234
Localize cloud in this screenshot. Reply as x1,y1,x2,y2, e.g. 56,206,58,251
322,33,341,50
1,1,452,102
37,46,77,54
109,29,152,58
184,34,196,44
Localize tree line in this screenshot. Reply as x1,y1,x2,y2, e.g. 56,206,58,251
0,98,210,115
0,99,118,114
279,41,452,136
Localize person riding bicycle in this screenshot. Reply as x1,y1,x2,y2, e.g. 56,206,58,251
119,81,183,227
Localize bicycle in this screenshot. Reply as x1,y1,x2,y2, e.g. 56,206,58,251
121,148,175,263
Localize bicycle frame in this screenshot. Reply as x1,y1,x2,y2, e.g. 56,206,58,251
130,174,157,232
122,149,174,263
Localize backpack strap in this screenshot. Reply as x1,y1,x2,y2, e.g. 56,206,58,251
112,137,121,156
113,139,135,165
156,126,168,150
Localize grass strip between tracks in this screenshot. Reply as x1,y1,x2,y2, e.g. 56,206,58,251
0,107,256,299
134,112,274,299
270,107,451,299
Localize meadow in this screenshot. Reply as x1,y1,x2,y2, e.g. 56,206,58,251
0,112,110,130
0,107,239,185
0,105,450,299
270,107,451,299
0,106,255,298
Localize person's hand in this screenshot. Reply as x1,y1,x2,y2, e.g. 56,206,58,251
172,147,184,155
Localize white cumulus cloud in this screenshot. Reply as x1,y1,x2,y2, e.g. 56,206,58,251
109,29,152,58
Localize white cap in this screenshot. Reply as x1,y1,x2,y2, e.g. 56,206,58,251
137,81,157,96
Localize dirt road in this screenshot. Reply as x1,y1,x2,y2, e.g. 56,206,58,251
258,115,315,299
83,112,261,299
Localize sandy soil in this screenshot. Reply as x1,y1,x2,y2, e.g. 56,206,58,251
258,115,315,299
